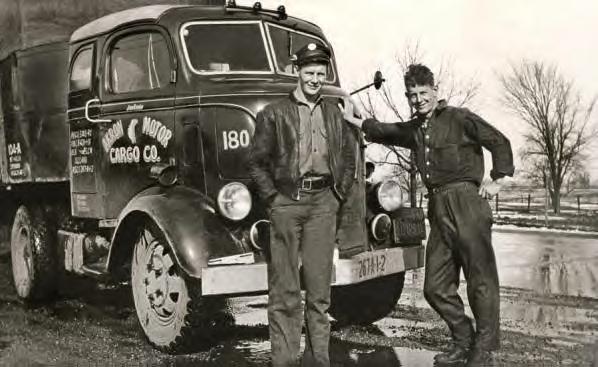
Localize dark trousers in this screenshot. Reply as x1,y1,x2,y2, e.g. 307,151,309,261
268,188,339,367
424,182,500,351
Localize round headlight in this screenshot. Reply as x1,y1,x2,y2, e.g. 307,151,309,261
217,182,252,220
376,180,404,211
371,213,392,241
249,219,270,250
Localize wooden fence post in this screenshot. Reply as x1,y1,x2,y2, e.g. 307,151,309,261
495,193,499,214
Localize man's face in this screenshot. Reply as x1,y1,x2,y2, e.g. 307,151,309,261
405,84,438,116
298,63,328,97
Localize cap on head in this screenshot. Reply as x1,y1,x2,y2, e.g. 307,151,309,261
292,43,331,67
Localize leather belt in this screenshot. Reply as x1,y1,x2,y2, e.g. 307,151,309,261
427,181,477,196
299,175,332,191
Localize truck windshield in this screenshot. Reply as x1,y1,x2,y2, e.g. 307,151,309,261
181,21,272,74
267,23,336,82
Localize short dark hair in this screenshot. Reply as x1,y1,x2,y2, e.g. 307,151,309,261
403,64,435,88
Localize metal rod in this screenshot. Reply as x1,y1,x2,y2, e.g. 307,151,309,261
350,82,376,95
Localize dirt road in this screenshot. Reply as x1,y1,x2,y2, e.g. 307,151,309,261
0,229,596,366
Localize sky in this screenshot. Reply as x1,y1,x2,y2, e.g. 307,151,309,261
245,0,598,183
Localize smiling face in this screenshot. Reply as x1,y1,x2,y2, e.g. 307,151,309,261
405,84,438,117
298,63,328,99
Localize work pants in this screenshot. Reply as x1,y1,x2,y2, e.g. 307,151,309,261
424,182,500,351
268,188,339,367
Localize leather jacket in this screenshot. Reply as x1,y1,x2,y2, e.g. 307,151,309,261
249,93,356,203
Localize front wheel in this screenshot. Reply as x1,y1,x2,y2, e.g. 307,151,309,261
131,221,232,353
329,272,405,325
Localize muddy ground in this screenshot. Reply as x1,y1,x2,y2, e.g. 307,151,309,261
0,229,597,366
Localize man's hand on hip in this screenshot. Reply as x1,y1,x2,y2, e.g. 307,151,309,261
478,177,506,198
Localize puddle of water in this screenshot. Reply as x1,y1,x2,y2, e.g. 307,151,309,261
494,231,598,298
163,312,438,367
0,339,11,351
392,347,437,367
330,339,436,367
162,339,437,367
417,229,598,299
501,295,598,344
397,284,598,349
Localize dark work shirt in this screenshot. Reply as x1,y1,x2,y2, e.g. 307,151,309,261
293,87,330,176
362,100,514,189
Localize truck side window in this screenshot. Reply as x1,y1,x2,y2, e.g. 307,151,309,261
70,48,93,92
109,32,170,94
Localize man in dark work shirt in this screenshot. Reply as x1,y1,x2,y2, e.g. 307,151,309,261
343,64,514,367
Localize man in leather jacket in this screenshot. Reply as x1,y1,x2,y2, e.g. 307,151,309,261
343,64,514,367
248,43,355,367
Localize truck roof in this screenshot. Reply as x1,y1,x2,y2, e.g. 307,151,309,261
70,4,323,43
70,5,189,43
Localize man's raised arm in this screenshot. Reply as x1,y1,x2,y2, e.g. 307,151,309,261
342,96,417,149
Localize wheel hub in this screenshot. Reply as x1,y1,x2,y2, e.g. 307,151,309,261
142,243,179,319
13,227,33,295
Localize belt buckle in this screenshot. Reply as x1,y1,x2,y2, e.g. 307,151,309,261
301,178,312,191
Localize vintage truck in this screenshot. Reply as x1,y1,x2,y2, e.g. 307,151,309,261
0,0,425,353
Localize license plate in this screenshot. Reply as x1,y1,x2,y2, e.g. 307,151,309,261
334,247,416,285
357,252,387,280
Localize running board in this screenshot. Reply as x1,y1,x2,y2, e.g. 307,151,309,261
201,245,424,296
58,230,110,277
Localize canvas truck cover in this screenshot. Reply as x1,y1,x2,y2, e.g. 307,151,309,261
0,42,70,184
0,0,224,61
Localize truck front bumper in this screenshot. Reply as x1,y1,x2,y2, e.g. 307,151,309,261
201,245,425,296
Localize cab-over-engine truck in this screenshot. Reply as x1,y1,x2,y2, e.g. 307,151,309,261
0,1,425,353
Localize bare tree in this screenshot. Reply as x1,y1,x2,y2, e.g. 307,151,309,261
500,60,597,213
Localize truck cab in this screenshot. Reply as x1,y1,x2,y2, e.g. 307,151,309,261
8,3,425,353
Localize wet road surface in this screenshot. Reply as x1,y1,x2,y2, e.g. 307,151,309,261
0,228,597,366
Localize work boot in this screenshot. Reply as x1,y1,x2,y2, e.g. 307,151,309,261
433,345,469,365
465,349,495,367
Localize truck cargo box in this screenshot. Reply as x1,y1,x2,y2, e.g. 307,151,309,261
0,41,69,184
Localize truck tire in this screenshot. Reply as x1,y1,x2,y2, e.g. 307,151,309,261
330,272,405,326
10,204,58,302
131,221,232,353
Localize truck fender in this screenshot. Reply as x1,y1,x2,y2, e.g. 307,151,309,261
107,185,239,279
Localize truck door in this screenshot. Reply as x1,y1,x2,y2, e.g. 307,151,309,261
68,42,101,218
95,27,176,218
